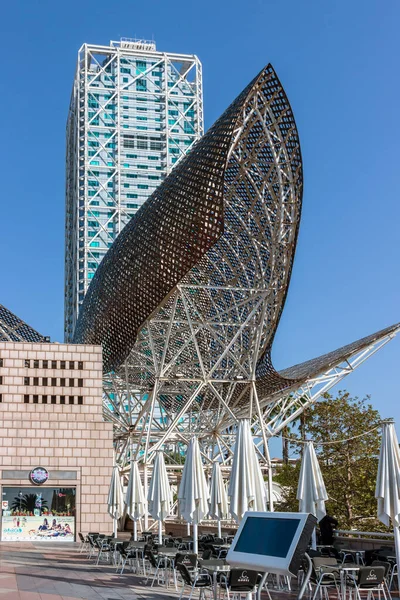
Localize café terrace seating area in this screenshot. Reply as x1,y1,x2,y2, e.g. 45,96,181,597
67,528,398,600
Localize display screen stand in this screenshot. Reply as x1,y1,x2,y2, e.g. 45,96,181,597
227,511,317,598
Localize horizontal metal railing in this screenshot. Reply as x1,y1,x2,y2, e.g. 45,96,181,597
335,529,394,540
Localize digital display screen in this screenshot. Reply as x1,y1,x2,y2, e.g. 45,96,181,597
234,516,301,558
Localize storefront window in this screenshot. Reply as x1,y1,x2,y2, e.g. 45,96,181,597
1,487,76,541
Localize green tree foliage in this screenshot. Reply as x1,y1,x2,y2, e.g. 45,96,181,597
275,392,385,531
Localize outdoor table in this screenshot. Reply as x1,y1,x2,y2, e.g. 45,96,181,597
157,549,178,559
201,562,230,600
340,549,365,565
213,543,231,558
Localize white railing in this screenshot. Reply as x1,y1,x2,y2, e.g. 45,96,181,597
335,529,394,540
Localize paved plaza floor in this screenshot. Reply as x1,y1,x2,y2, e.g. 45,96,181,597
0,542,184,600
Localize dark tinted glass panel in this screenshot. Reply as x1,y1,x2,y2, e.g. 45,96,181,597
234,517,300,558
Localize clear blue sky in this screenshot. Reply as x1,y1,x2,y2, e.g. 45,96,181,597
1,0,399,444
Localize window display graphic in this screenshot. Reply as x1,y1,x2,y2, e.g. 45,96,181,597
1,515,75,541
1,487,76,542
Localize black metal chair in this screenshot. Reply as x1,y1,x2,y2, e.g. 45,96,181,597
96,536,114,565
371,560,392,598
202,548,213,560
114,540,130,571
118,543,141,575
219,569,258,599
345,565,387,600
175,552,198,571
78,532,88,553
311,557,341,600
145,549,174,587
176,562,212,600
87,533,103,559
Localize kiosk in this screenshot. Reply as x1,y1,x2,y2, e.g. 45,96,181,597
226,512,317,599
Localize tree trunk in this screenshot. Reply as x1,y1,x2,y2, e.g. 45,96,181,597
282,426,289,465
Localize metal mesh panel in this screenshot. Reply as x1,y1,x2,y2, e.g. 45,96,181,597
0,304,47,343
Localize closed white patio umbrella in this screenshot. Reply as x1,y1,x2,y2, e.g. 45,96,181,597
297,440,328,549
209,461,229,538
148,450,173,544
375,420,400,590
125,460,145,541
108,465,124,537
178,437,210,553
228,419,267,523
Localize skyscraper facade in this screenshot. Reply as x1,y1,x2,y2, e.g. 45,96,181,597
64,39,203,341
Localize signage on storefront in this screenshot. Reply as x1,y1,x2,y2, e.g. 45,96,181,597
1,515,75,542
29,467,49,485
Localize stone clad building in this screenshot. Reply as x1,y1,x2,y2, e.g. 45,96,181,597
0,339,113,540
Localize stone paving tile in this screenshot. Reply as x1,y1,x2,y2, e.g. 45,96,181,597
0,540,188,599
4,541,399,600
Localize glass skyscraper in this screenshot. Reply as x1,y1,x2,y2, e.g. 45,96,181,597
64,38,203,341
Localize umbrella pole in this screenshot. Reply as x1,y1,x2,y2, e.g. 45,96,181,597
113,516,117,537
217,519,222,538
394,525,400,591
193,523,198,554
133,520,137,541
143,464,149,530
158,520,162,545
187,522,190,536
267,465,274,512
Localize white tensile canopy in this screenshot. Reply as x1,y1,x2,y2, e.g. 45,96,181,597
228,419,267,523
108,464,124,537
297,440,328,548
209,461,229,538
375,420,400,590
125,459,145,541
178,437,210,553
148,450,173,544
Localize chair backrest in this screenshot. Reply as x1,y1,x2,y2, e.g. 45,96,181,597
371,560,391,578
202,548,213,560
176,562,193,586
78,532,85,543
357,566,385,588
321,546,341,560
147,550,159,568
214,537,224,544
228,569,258,591
175,552,197,569
313,557,338,569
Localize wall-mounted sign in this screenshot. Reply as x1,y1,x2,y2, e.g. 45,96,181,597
29,468,49,486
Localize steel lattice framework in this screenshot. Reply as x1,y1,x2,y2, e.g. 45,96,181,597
73,64,399,503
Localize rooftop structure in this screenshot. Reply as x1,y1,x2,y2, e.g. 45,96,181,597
0,304,48,343
64,38,203,341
